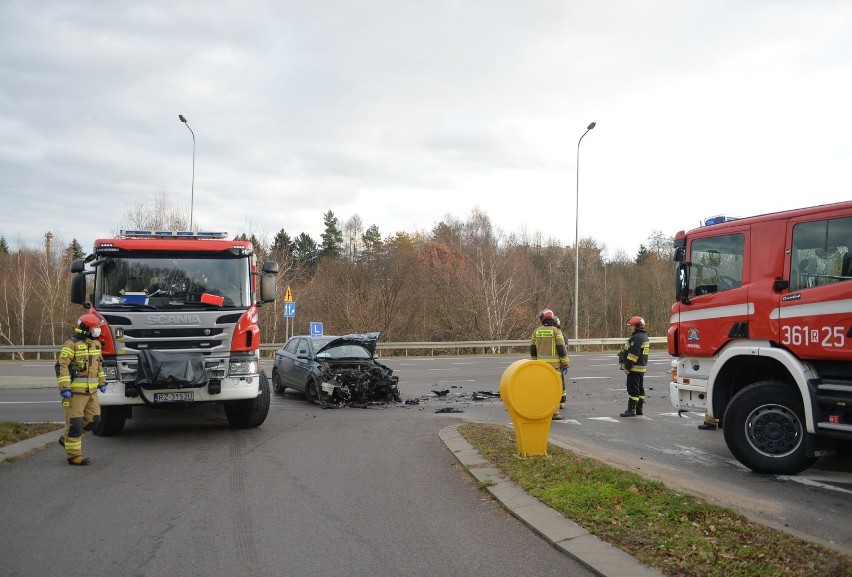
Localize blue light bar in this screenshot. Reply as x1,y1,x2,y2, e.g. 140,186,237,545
119,230,228,239
702,216,739,226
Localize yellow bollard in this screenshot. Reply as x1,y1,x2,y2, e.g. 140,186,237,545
499,359,563,458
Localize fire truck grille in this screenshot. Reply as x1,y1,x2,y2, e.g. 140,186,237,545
125,340,224,351
124,328,225,338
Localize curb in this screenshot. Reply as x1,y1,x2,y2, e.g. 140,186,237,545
438,424,664,577
0,427,64,462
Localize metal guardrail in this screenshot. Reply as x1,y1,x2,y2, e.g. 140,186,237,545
0,337,667,358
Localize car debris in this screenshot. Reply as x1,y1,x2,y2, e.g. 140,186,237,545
472,391,500,400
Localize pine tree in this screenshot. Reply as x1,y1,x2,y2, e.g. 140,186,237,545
362,225,383,254
68,239,85,260
320,210,343,258
0,235,8,255
272,229,294,255
635,244,650,265
294,233,319,266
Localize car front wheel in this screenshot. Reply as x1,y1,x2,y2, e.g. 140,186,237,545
305,378,319,403
272,367,285,394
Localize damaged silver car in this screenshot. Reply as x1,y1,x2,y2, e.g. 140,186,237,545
272,332,401,406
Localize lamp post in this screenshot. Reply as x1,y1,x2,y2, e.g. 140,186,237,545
574,121,596,348
178,114,196,231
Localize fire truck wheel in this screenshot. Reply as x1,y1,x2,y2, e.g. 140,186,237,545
271,368,285,395
92,406,127,437
224,370,271,429
722,380,817,475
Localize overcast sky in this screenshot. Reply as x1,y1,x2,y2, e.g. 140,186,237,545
2,1,850,259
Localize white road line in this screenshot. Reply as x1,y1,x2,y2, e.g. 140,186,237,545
778,475,852,494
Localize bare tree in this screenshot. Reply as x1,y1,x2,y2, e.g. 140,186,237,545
118,189,190,231
343,215,364,262
0,241,37,357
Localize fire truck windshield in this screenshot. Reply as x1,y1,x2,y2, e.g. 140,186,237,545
94,255,251,309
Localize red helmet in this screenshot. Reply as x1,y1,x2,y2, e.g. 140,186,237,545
627,315,646,328
539,309,556,323
77,313,103,338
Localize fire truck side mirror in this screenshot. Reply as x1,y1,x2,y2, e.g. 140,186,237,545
258,260,279,303
70,274,88,306
70,259,86,274
262,260,279,274
259,275,276,303
675,262,689,303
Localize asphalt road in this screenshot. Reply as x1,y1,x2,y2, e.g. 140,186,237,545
0,360,601,577
1,351,851,572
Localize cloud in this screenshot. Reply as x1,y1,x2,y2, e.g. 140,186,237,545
1,0,851,258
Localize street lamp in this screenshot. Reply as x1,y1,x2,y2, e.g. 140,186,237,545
178,114,196,231
574,121,596,348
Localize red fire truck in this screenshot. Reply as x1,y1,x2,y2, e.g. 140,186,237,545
668,201,852,474
70,230,279,436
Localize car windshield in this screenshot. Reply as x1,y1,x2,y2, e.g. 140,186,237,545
316,342,372,360
94,255,251,309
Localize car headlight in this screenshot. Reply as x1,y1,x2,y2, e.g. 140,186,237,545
104,365,118,381
229,360,258,376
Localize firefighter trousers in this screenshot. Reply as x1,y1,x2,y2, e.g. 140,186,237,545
625,371,645,401
62,392,100,460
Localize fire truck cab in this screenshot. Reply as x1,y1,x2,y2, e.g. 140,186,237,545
669,201,852,474
70,230,279,436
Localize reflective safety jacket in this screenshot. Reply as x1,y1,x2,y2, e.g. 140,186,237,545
530,326,570,369
56,336,105,393
622,328,649,373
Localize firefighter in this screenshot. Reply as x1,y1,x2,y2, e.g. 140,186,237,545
620,316,649,417
698,414,719,430
56,313,106,466
530,309,570,420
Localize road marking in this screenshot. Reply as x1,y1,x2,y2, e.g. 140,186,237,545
589,416,619,422
660,412,693,418
0,400,59,405
778,474,852,495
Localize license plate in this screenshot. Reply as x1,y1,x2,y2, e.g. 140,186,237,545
153,391,194,403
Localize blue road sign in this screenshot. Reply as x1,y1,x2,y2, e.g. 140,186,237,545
310,322,323,336
283,302,296,318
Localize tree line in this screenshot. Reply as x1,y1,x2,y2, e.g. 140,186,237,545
0,196,675,354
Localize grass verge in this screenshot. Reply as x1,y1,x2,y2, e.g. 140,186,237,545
458,422,851,577
0,421,63,448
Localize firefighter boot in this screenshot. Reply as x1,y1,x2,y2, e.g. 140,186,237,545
620,399,637,417
67,455,91,466
635,399,644,416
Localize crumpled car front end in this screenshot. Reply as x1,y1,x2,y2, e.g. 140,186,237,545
319,363,401,407
313,332,401,407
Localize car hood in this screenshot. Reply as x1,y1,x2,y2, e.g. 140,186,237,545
315,332,381,357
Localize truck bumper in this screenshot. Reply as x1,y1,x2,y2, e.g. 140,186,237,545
670,380,709,413
98,375,262,406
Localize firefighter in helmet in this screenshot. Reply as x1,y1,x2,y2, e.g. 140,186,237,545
56,313,106,466
620,315,649,417
530,309,570,420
